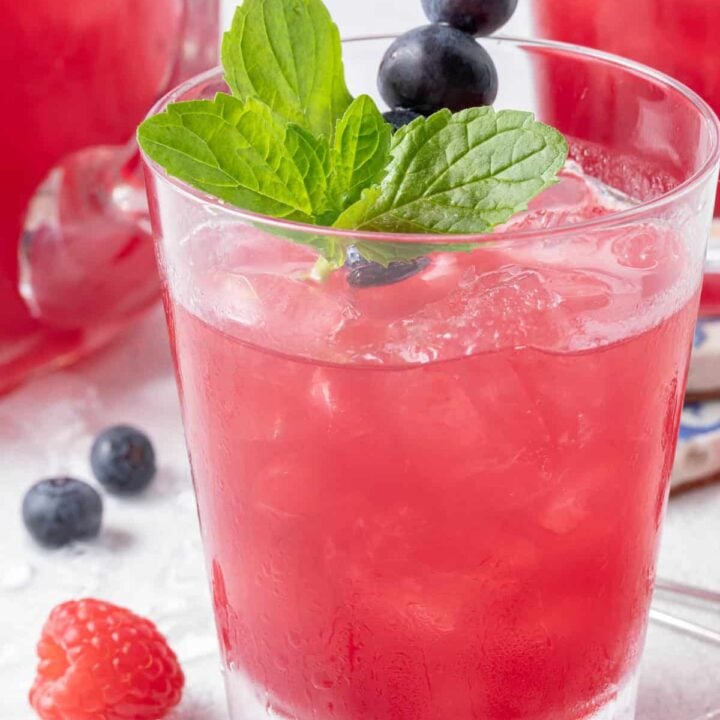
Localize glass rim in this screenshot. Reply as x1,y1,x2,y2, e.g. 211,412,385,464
142,33,720,246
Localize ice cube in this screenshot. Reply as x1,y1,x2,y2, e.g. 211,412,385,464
538,492,591,535
209,271,263,327
610,226,680,271
502,161,632,232
363,262,569,359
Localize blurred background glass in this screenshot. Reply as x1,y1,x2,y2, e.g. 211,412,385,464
531,0,720,314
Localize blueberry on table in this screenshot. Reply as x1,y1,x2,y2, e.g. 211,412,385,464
421,0,519,36
90,425,156,495
382,109,422,132
378,25,498,116
22,478,103,548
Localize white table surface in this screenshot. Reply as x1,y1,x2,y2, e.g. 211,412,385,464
1,2,719,718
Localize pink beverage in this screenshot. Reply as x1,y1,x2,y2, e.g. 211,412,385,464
144,39,720,720
531,0,720,315
0,0,219,394
167,169,697,720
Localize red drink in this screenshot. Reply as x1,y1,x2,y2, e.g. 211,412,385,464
144,39,719,720
163,168,694,720
179,304,694,720
0,0,218,394
531,0,720,314
178,278,693,720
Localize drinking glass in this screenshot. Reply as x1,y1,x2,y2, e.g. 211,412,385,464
143,36,720,720
531,0,720,314
0,0,220,394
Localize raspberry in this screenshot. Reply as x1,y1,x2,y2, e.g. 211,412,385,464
30,599,184,720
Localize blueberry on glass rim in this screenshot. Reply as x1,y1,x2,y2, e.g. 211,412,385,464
22,477,103,548
90,425,156,495
378,24,498,116
421,0,519,36
382,109,422,132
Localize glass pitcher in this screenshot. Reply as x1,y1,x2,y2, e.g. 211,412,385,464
0,0,220,394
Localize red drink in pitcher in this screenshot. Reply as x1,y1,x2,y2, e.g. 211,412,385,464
0,0,219,393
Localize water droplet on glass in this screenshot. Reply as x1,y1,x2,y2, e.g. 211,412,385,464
311,671,336,690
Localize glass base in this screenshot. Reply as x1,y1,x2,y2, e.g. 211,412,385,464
223,666,640,720
591,672,639,720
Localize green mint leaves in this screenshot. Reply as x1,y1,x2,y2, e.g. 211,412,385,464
330,96,392,209
334,108,568,234
139,95,323,222
221,0,352,138
138,0,569,270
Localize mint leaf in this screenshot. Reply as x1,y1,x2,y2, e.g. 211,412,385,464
334,107,568,235
330,95,392,209
222,0,352,139
138,94,331,222
285,124,332,219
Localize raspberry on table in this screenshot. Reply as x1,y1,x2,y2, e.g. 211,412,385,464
30,599,184,720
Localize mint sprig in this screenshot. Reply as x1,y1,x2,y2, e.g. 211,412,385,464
138,0,570,271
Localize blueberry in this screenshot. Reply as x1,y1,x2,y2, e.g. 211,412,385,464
346,248,431,288
90,425,156,495
378,25,498,116
421,0,518,36
382,109,422,132
22,478,103,548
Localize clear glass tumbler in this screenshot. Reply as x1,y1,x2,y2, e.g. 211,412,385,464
143,37,720,720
